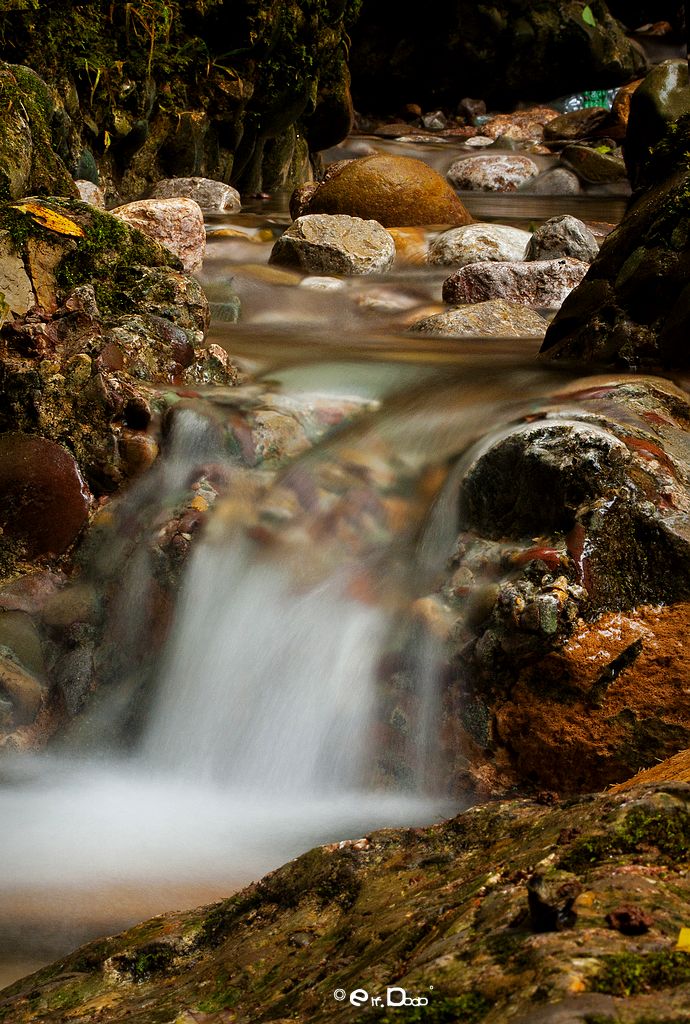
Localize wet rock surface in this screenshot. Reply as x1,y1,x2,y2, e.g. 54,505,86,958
437,376,690,795
443,257,589,308
293,154,472,228
525,215,599,264
408,300,547,339
542,108,690,367
447,153,540,192
269,214,396,276
429,223,531,267
4,783,690,1023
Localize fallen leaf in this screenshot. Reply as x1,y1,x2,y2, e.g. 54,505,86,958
11,202,85,238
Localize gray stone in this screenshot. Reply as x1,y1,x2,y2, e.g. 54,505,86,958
268,214,396,275
148,176,241,212
525,216,599,264
447,153,540,191
429,223,532,267
443,257,589,308
519,168,581,194
408,300,546,338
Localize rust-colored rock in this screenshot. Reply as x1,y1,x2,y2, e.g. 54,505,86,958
298,154,472,227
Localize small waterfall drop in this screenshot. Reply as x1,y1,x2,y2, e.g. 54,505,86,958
144,537,389,792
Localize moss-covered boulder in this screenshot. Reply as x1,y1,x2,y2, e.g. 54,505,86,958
0,197,237,503
0,1,361,200
0,62,77,202
349,0,647,111
4,783,690,1022
294,155,472,228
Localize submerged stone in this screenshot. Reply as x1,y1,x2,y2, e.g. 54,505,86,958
408,300,546,338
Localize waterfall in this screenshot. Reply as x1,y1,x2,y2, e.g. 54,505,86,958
144,537,389,793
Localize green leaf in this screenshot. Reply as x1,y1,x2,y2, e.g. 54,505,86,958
582,4,596,27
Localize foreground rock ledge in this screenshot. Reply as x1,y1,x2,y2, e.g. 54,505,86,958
3,783,690,1022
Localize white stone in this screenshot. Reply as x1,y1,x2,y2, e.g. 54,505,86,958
447,154,540,191
429,223,532,267
442,257,589,308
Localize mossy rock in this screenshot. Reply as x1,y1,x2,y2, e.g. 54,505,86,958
4,784,690,1022
0,62,77,202
301,154,472,228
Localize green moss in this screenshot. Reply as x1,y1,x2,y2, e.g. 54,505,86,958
591,951,690,997
370,992,491,1023
559,805,690,872
111,941,176,982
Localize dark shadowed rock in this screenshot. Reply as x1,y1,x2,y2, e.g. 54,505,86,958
0,433,90,562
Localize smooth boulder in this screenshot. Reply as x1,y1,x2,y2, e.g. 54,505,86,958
294,154,472,227
429,223,531,267
147,177,241,212
524,215,599,264
408,300,546,338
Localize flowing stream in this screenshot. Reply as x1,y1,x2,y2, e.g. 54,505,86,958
0,133,629,989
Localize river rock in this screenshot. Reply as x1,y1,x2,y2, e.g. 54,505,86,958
441,375,690,794
111,197,206,273
560,144,628,184
0,433,90,566
524,216,599,264
0,198,237,505
268,214,396,275
428,223,531,267
481,107,559,142
0,61,77,202
543,107,609,142
519,167,582,194
542,108,690,367
624,60,690,189
447,154,540,191
147,176,241,212
293,154,471,227
408,300,546,338
6,782,690,1024
442,257,588,308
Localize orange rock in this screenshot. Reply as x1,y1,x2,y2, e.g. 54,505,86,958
302,154,472,228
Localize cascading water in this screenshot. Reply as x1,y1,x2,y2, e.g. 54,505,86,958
144,538,389,792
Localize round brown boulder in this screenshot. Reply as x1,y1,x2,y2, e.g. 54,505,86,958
0,434,90,560
298,154,472,227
